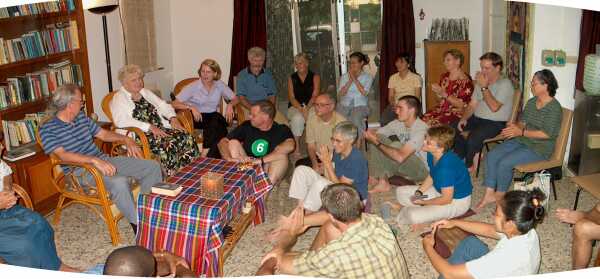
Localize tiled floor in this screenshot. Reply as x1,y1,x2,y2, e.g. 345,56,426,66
49,166,599,278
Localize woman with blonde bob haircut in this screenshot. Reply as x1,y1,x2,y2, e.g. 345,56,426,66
110,64,199,175
172,59,239,156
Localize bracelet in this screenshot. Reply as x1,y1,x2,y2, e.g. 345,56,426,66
481,86,489,92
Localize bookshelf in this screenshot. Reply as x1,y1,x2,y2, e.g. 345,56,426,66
0,0,93,215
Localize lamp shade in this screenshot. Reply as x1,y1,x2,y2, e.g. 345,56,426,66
83,0,118,14
0,0,58,9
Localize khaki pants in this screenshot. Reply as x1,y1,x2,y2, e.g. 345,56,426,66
395,185,471,225
367,135,429,182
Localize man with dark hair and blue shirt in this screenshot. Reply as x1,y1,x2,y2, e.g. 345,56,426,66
236,46,288,124
38,84,162,233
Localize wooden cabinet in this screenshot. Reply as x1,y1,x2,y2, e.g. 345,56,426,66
423,40,470,111
0,0,92,215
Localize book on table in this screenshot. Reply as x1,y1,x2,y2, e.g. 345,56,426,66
151,182,183,197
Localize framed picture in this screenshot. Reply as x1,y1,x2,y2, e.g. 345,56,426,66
508,2,527,44
506,1,529,97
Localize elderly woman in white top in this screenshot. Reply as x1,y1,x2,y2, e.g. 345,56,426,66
110,64,199,175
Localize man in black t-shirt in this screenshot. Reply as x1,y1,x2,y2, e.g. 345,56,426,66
217,100,294,186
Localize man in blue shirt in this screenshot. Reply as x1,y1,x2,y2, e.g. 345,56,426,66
39,84,162,232
236,46,288,124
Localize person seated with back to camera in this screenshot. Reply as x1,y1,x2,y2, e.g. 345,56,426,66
288,121,368,213
0,142,79,272
365,95,430,194
294,92,347,171
84,245,195,277
260,183,409,279
216,100,294,186
385,125,472,231
423,188,545,279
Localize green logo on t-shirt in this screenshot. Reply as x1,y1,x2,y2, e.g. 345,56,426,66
251,139,269,157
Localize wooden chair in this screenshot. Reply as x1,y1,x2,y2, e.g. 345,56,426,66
475,90,523,177
36,131,140,246
513,108,573,200
13,184,33,209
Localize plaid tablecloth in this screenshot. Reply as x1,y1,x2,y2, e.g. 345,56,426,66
136,157,273,276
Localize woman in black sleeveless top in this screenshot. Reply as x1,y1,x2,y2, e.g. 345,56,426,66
287,52,320,156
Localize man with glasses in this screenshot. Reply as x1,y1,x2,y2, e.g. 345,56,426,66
296,93,347,171
365,95,429,193
38,84,163,233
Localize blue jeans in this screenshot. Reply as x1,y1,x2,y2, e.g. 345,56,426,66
439,236,489,279
483,140,545,193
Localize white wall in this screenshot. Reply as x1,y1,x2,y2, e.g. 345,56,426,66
528,4,581,109
84,0,233,121
413,0,485,98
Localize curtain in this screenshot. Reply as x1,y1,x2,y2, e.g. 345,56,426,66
575,10,600,91
228,0,267,88
120,0,158,72
379,0,415,113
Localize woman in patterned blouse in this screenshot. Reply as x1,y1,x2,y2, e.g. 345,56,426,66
423,49,474,126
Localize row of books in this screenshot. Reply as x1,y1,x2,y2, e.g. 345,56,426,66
0,0,76,18
0,61,82,109
2,112,48,149
0,20,79,65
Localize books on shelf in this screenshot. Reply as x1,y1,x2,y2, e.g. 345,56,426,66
3,142,36,162
152,182,183,197
0,20,79,65
0,0,75,19
1,112,48,152
0,60,82,109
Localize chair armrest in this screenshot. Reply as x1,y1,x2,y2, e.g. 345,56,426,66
483,134,506,144
175,109,194,134
13,184,33,209
50,160,109,199
111,126,152,159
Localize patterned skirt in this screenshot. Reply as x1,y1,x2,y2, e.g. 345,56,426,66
145,128,199,175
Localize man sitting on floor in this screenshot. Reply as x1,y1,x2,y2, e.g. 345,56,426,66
38,84,163,232
365,95,429,193
451,52,514,172
556,204,600,269
86,246,194,277
216,100,294,186
295,92,347,171
260,183,409,279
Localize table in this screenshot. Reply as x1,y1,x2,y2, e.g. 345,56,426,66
136,157,273,276
571,173,600,210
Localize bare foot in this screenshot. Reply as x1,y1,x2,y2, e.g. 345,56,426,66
369,182,391,194
473,196,496,213
410,223,429,232
555,208,585,224
384,201,402,211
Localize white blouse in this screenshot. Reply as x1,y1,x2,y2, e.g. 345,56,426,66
110,87,177,132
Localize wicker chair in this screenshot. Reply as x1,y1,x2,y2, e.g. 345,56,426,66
36,131,140,246
513,108,573,200
13,184,33,209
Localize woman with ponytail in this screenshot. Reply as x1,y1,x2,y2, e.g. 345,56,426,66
422,188,546,279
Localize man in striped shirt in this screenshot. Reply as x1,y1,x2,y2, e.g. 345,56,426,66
39,84,162,233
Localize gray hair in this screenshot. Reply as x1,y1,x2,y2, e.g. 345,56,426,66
247,47,266,59
48,84,80,113
321,183,363,222
333,121,358,144
118,64,144,83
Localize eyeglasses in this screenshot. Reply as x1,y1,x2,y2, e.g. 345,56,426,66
73,98,86,107
330,137,345,143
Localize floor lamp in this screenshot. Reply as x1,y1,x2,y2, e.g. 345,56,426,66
83,0,119,92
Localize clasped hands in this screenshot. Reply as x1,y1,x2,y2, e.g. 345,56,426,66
500,122,524,139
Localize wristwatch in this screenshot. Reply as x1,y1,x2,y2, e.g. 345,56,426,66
415,190,423,196
481,86,489,92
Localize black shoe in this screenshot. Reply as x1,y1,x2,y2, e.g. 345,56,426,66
130,223,138,234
